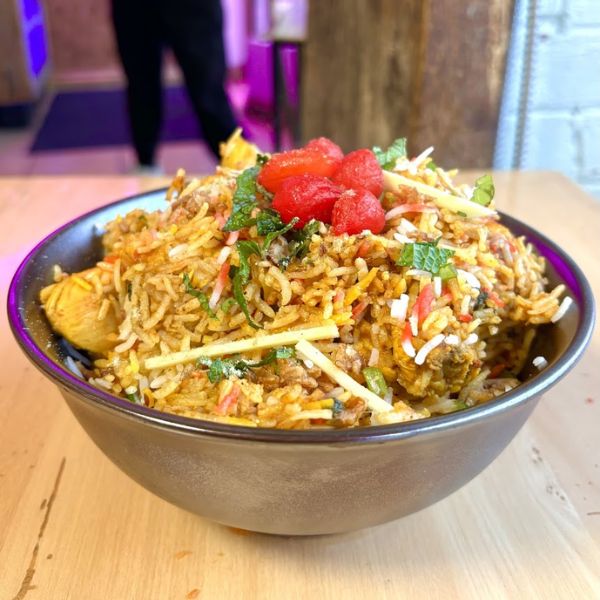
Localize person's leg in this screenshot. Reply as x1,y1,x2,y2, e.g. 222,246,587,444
111,0,163,166
161,0,237,157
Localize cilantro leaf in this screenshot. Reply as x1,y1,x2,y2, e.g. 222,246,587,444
471,174,495,206
425,159,438,172
230,240,262,329
222,166,260,232
397,241,455,275
373,137,407,170
256,209,299,252
197,347,295,383
182,273,216,318
279,220,320,269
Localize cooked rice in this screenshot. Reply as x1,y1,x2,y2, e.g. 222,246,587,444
39,135,571,429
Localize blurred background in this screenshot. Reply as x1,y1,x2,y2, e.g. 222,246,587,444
0,0,598,199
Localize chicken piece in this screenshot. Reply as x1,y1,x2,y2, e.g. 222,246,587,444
219,128,260,171
40,268,120,354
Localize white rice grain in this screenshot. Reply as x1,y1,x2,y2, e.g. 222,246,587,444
401,338,416,358
390,295,409,321
414,334,445,365
551,296,573,323
65,356,83,378
457,269,481,290
465,333,479,345
368,348,380,367
533,356,548,370
217,246,232,265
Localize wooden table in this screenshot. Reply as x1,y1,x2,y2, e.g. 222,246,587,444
1,173,599,599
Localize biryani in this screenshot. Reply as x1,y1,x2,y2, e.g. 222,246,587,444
40,131,572,428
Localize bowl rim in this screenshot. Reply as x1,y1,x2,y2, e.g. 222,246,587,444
7,188,596,445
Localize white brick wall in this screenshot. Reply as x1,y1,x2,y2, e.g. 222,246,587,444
495,0,600,200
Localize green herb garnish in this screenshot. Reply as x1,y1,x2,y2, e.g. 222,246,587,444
438,263,458,281
473,290,489,310
219,297,237,314
182,273,216,318
126,392,139,403
362,367,388,398
197,347,295,383
373,137,407,170
222,166,260,231
256,153,270,166
425,159,438,171
230,240,262,329
471,174,495,206
332,398,345,417
279,219,320,269
256,209,299,252
397,240,455,275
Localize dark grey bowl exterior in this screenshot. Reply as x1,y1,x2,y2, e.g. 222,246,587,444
8,189,595,535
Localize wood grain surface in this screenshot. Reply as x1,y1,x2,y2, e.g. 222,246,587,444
301,0,513,167
0,173,599,600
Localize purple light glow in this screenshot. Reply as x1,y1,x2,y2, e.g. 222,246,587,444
530,237,583,303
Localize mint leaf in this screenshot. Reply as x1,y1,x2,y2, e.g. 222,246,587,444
279,219,320,269
182,273,216,318
438,263,457,281
219,297,237,314
256,209,299,252
222,166,260,231
197,347,295,383
373,137,407,170
471,174,495,206
397,241,455,275
230,240,262,329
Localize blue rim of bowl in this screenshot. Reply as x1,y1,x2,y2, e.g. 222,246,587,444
7,189,596,444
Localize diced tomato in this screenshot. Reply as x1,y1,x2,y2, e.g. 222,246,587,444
225,231,239,245
385,203,436,220
103,255,118,264
352,299,369,318
331,189,385,235
458,314,473,323
356,239,371,258
415,283,434,324
332,149,384,197
209,262,231,309
305,137,344,168
215,384,240,416
258,146,340,193
214,212,227,228
489,363,506,378
272,174,342,227
485,289,506,308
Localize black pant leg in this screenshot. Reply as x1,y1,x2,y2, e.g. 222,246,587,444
161,0,237,157
111,0,163,165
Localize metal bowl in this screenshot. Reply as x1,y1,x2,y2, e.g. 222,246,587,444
7,189,595,535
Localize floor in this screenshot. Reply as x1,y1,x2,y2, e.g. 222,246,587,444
0,81,277,178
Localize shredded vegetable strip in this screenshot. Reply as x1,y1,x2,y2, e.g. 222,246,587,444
295,339,392,413
145,324,339,369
